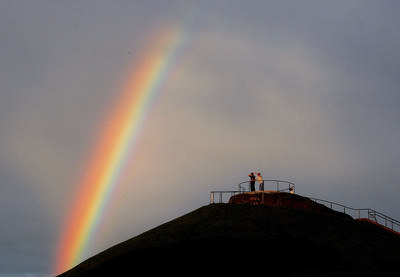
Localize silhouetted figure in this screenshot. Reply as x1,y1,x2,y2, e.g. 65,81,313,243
256,173,264,191
248,172,255,192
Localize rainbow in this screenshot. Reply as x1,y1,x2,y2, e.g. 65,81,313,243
53,26,187,275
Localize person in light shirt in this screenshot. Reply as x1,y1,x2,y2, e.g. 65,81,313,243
255,172,264,191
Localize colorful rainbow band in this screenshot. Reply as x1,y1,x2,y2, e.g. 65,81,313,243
53,26,186,275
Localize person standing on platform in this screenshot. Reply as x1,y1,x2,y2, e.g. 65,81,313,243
248,172,256,192
256,172,264,191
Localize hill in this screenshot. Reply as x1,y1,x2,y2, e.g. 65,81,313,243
58,203,400,277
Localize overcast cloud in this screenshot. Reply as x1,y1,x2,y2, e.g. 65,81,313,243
1,1,400,276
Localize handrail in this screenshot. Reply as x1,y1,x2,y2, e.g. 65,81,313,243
210,191,242,204
308,197,370,218
238,180,295,194
309,197,400,233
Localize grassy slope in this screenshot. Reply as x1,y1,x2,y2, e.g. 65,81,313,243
59,204,400,277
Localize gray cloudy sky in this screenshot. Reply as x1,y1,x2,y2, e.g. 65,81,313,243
1,1,400,276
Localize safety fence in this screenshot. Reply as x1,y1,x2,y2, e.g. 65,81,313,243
238,180,295,194
210,180,295,205
210,191,242,205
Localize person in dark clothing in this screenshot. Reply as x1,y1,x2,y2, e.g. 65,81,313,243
248,172,256,192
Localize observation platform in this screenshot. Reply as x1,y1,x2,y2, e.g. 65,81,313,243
228,191,352,219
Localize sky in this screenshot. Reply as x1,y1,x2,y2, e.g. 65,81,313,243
1,1,400,276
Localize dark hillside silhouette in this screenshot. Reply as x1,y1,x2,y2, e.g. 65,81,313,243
58,203,400,277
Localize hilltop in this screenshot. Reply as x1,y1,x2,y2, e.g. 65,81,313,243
58,203,400,277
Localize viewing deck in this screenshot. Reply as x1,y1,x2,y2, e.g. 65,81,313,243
229,191,352,219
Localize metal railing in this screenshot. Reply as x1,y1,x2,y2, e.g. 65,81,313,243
309,197,400,233
210,180,295,205
238,180,295,194
210,191,242,204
